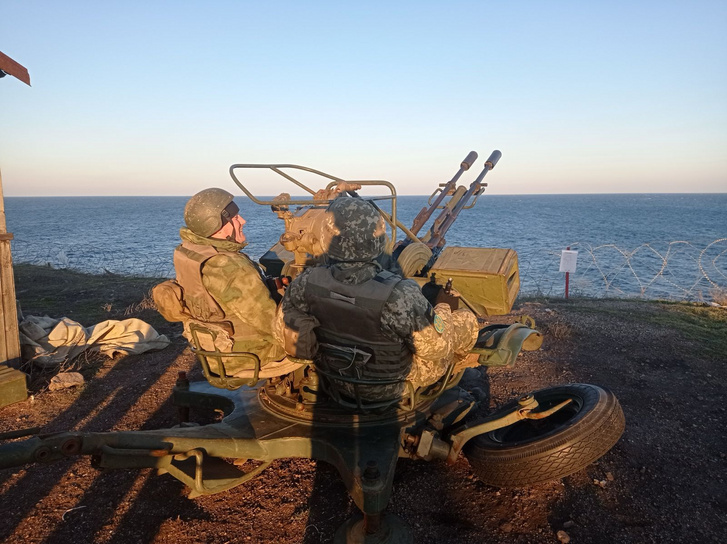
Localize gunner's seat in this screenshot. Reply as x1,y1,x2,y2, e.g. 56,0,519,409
152,280,306,390
185,321,306,390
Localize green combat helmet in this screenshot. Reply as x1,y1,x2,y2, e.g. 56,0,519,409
322,197,387,262
184,188,240,238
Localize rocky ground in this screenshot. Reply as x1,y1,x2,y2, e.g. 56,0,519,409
1,290,725,543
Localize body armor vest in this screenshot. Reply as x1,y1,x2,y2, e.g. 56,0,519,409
303,267,412,385
173,241,260,342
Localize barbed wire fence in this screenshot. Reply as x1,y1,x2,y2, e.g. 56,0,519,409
9,238,727,304
518,239,727,303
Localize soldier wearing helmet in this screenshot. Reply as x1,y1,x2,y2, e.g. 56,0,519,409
155,188,285,369
275,197,479,403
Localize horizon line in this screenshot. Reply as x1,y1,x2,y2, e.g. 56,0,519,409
4,191,727,198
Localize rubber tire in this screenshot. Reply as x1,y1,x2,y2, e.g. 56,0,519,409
463,383,625,487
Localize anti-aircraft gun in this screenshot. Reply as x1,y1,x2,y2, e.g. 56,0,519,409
0,152,625,544
235,150,518,320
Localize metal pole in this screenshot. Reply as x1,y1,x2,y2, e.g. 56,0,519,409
565,246,570,299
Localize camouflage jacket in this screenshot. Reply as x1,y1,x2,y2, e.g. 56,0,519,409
179,228,285,362
276,260,478,390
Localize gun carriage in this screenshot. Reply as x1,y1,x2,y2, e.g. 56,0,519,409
0,151,624,544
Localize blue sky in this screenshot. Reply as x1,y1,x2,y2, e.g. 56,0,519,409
1,1,725,196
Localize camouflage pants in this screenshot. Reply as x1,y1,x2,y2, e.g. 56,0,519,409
406,306,479,389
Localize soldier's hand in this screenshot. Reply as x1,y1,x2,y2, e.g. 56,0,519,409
421,282,441,307
265,275,292,304
435,287,460,311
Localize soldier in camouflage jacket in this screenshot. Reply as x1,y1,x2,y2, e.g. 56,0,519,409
157,188,286,366
275,197,478,402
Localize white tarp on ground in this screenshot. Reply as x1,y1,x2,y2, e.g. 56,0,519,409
18,315,171,368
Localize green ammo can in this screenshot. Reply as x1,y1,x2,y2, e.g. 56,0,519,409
428,247,520,317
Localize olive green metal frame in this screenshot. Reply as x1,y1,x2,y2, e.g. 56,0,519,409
188,322,262,390
0,379,567,504
228,163,426,247
0,315,558,544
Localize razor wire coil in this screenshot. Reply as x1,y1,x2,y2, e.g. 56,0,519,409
516,239,727,302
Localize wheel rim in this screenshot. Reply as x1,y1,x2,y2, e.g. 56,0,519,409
487,392,585,445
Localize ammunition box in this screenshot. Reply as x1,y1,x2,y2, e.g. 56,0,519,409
427,247,520,316
0,365,28,408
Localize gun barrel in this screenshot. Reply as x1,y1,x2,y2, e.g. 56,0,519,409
485,150,502,170
461,151,478,170
410,151,478,235
423,150,501,250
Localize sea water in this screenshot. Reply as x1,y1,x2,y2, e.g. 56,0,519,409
4,194,727,300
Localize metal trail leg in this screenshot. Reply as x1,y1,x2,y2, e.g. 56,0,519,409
332,427,413,544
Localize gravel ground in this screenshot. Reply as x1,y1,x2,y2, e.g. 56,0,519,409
0,299,725,543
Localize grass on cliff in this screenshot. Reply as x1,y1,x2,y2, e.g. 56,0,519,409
13,263,174,335
536,295,727,361
651,303,727,359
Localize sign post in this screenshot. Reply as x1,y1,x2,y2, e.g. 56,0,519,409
559,247,578,299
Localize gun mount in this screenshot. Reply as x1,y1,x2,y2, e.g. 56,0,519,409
231,151,516,317
0,152,625,544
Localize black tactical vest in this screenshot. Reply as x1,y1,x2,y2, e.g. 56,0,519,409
303,266,413,386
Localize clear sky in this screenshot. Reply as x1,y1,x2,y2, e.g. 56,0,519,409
1,1,725,196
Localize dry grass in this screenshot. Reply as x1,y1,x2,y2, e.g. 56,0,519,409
543,319,573,341
124,289,157,316
709,286,727,306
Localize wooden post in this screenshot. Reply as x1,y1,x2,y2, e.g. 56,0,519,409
0,169,28,406
0,169,21,364
0,51,31,407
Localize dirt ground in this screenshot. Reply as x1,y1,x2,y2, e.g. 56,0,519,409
1,295,725,543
